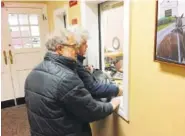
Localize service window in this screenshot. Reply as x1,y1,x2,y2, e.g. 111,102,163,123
99,1,130,121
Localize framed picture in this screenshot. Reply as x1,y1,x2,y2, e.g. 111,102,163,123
154,0,185,66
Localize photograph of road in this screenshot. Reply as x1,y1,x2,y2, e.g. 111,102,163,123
155,0,185,65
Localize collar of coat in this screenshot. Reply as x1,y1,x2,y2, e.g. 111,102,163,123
44,51,77,71
77,54,86,64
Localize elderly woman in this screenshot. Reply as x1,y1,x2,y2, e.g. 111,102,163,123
24,29,120,136
70,27,123,98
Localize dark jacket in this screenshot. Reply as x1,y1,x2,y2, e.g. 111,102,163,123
25,52,113,136
77,55,119,98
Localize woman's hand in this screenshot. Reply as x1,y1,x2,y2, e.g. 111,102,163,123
85,65,94,73
117,86,123,96
110,97,121,110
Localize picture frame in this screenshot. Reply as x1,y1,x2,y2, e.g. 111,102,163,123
154,0,185,67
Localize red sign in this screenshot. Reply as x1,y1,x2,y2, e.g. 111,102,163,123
69,0,78,8
72,18,78,25
1,2,4,7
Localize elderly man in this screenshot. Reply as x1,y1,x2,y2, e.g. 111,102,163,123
72,27,123,99
24,29,120,136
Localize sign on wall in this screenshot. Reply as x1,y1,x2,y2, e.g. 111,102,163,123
165,9,172,17
1,2,4,7
69,1,78,8
72,18,78,25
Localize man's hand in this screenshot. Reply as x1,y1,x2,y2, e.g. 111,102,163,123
110,97,121,110
117,86,123,96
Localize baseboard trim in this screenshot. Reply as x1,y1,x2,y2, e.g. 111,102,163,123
1,97,25,109
16,97,25,105
1,99,15,109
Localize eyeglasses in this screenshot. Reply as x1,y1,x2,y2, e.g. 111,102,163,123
62,44,80,51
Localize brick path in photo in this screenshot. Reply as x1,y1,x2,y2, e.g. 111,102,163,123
157,17,185,64
157,18,185,46
157,23,175,48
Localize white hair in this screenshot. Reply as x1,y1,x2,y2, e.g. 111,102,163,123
45,26,89,51
67,25,89,45
45,29,77,51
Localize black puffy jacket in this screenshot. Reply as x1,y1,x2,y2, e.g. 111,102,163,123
77,55,118,98
25,52,113,136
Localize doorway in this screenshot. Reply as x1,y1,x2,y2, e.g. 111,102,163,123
80,0,130,120
99,1,124,80
1,3,48,107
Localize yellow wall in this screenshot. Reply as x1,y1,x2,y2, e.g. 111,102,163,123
3,0,46,3
68,2,81,26
91,0,185,136
46,1,81,32
46,1,66,31
4,1,185,136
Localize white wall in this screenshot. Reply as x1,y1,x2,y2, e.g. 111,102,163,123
178,1,185,17
102,7,124,51
80,2,99,68
101,6,124,72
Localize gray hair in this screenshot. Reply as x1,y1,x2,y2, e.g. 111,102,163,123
67,25,89,45
45,29,76,51
45,27,89,51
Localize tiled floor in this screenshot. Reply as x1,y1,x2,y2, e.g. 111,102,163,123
1,105,30,136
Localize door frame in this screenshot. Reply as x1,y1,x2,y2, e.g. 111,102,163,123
2,2,49,107
1,8,17,104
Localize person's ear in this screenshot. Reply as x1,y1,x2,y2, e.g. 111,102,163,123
56,45,63,55
56,44,62,50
